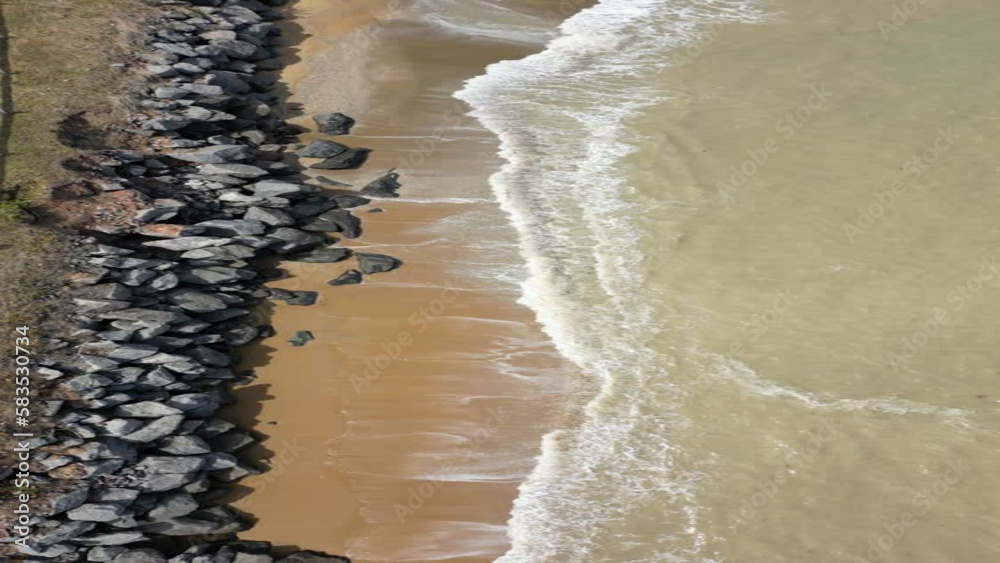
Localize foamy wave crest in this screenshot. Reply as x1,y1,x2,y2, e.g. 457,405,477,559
454,0,767,561
704,352,973,428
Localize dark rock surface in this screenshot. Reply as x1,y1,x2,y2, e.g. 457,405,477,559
312,112,356,135
356,253,403,275
328,269,363,286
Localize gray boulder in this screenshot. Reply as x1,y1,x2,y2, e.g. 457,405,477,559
115,402,183,418
66,503,127,522
299,209,361,238
311,147,371,170
356,253,403,274
169,145,253,164
295,139,349,158
142,236,231,251
360,170,402,198
120,415,185,443
312,112,355,135
288,247,352,263
328,269,362,286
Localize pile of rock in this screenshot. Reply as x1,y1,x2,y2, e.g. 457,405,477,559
1,0,408,560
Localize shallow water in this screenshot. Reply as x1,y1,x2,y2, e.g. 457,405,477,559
457,0,1000,561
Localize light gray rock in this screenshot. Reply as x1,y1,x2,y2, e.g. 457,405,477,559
200,163,269,178
135,472,200,493
147,493,199,521
115,402,183,418
86,546,128,561
97,419,144,438
110,549,166,563
136,455,207,475
67,503,128,522
157,435,211,455
360,170,402,198
79,343,160,362
169,145,253,164
266,228,325,254
245,206,295,226
310,147,371,170
34,520,97,546
249,179,320,198
143,236,232,251
120,415,185,443
166,288,228,312
71,532,147,546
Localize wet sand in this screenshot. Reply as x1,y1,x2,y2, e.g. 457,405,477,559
226,1,575,561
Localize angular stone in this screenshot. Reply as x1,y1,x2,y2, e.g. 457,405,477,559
200,163,269,178
312,113,355,135
168,145,252,164
115,402,182,418
157,435,211,455
135,455,207,474
166,288,228,312
328,269,362,286
249,179,320,199
310,147,371,170
71,532,147,546
294,139,349,158
66,503,127,522
360,170,402,198
267,228,326,254
147,493,199,521
288,331,314,347
356,252,403,274
245,206,295,226
298,209,361,238
331,194,371,208
120,415,185,443
44,487,91,516
110,549,166,563
79,342,160,362
142,236,231,251
288,247,352,263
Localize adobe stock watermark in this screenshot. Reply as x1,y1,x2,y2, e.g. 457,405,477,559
878,0,931,41
717,84,833,206
347,279,460,395
886,255,999,372
726,416,838,528
844,127,959,242
393,406,511,523
851,459,966,563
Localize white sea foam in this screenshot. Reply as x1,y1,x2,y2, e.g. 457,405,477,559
453,1,769,561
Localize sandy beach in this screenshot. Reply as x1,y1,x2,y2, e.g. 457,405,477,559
225,1,576,560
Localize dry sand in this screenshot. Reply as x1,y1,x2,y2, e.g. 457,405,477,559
225,1,573,561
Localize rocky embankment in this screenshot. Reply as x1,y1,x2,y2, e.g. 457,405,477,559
3,0,403,561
